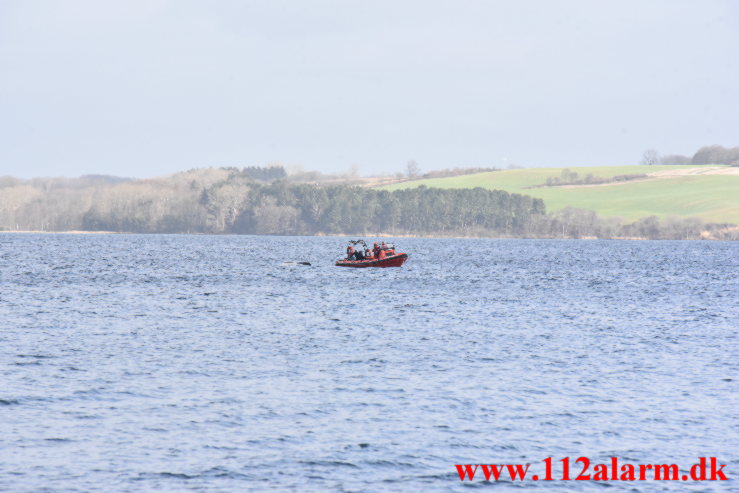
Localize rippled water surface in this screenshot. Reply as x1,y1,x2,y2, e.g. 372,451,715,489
1,234,737,492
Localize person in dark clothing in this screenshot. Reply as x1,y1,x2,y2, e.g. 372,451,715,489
346,244,365,260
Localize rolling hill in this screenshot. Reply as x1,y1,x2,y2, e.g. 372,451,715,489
379,165,739,224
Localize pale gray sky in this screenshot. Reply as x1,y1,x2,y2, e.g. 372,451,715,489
1,0,737,178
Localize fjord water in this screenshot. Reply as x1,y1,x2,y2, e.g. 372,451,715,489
0,234,736,492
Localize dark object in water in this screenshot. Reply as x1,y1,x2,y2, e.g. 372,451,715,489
283,261,311,266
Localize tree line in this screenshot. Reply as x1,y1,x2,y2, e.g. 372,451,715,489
0,167,735,240
641,145,739,166
1,167,544,236
539,169,646,187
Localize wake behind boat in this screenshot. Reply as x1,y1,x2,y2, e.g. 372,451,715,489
336,240,409,268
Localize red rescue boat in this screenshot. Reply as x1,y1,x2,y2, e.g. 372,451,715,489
336,253,409,268
336,240,409,268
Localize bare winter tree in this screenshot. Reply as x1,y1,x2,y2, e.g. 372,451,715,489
349,163,360,178
406,160,420,178
640,149,660,165
692,145,739,165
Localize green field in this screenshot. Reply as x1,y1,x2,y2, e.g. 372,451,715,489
380,165,739,224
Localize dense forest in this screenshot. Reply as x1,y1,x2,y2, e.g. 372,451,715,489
0,167,736,240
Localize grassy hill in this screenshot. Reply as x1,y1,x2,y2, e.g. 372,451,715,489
379,165,739,224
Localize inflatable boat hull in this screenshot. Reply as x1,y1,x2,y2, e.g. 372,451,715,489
335,253,408,268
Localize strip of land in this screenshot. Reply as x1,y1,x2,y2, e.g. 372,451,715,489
379,165,739,224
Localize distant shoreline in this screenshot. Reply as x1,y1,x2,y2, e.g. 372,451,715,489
2,230,736,241
0,230,120,235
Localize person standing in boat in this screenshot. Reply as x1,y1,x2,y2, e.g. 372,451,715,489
377,243,387,260
373,242,380,258
346,244,366,261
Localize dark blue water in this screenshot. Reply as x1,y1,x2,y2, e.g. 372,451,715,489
1,235,737,492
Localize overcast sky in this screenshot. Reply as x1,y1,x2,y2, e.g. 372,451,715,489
1,1,737,178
